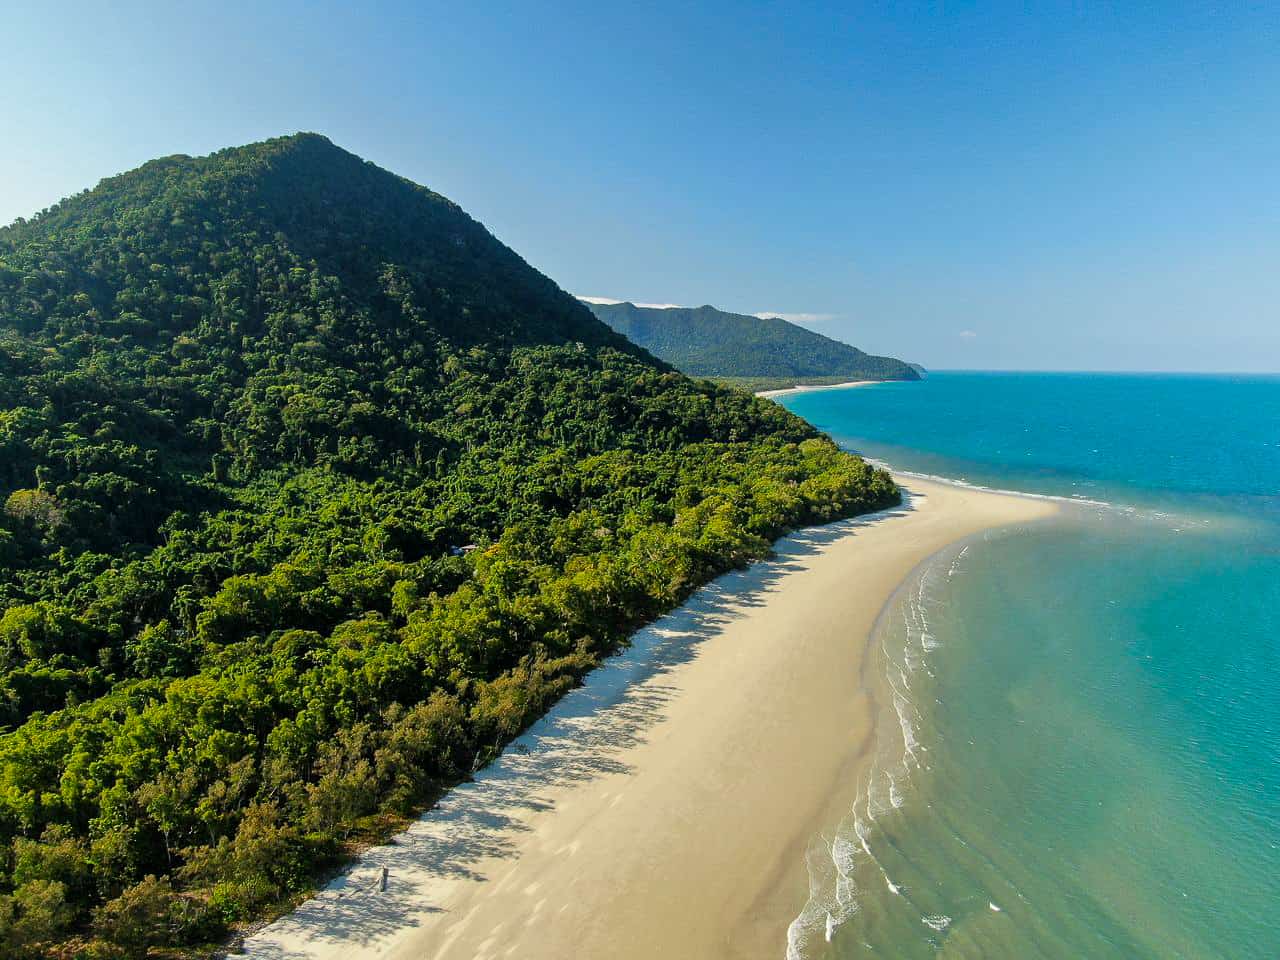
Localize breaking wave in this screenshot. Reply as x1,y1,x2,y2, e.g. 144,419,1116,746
785,545,964,957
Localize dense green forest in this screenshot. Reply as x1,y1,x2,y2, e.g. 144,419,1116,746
0,134,897,957
585,300,920,384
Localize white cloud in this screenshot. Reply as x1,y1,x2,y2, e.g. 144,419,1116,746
578,297,834,323
576,295,686,309
754,311,837,326
959,329,978,339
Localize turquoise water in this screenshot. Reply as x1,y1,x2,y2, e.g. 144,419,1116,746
778,374,1280,959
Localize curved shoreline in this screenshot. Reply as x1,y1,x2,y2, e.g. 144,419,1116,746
754,379,878,398
241,476,1057,960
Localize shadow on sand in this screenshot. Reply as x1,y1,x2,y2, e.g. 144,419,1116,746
238,500,913,958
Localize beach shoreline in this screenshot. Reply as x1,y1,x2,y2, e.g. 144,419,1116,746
241,476,1057,960
755,380,878,398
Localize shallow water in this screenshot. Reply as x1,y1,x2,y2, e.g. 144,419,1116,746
778,373,1280,959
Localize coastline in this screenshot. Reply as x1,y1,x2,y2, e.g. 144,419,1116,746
241,476,1057,960
755,379,878,398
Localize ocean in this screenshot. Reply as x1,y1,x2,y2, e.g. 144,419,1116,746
776,373,1280,959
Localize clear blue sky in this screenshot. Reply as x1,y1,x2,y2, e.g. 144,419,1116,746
4,2,1278,371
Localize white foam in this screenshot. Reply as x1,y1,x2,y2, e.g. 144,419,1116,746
782,518,968,958
887,773,904,810
854,816,874,858
787,827,868,959
835,874,857,908
923,914,952,931
880,462,1113,509
785,915,807,960
831,836,858,880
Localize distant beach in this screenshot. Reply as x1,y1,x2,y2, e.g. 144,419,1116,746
241,476,1055,960
755,380,878,398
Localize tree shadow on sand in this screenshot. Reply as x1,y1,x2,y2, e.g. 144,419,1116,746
237,502,913,958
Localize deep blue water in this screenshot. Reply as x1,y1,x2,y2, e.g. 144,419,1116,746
784,372,1280,510
778,373,1280,959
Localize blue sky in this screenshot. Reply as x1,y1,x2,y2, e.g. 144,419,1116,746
3,2,1277,371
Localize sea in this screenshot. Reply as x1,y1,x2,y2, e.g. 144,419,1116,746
776,372,1280,959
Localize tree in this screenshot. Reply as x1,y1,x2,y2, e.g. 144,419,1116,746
1,880,75,956
92,875,207,957
3,491,64,532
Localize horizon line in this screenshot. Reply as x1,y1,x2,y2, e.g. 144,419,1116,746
910,368,1280,376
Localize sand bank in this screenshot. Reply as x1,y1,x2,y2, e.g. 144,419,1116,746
241,476,1055,960
754,380,878,398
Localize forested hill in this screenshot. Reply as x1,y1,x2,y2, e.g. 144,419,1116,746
0,133,895,956
585,300,920,384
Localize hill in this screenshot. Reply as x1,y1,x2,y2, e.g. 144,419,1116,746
0,134,895,955
584,301,920,387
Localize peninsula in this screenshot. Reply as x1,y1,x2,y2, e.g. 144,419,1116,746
584,300,919,392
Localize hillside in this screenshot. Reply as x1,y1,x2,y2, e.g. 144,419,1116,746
0,134,896,956
585,300,920,386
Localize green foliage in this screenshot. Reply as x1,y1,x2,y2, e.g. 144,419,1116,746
0,133,899,955
586,301,921,381
92,874,215,957
0,878,75,958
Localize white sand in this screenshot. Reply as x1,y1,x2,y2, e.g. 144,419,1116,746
754,380,878,398
240,476,1055,960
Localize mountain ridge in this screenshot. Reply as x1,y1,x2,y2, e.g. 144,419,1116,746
3,132,643,355
584,299,919,385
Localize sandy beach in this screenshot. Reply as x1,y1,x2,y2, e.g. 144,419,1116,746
754,380,879,398
241,476,1056,960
